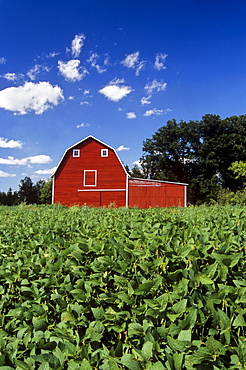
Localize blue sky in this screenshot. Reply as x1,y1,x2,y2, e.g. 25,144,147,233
0,0,246,192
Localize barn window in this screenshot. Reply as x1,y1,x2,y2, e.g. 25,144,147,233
101,149,108,157
73,149,80,157
84,170,97,186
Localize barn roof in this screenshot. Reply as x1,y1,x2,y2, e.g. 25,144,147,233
129,177,188,186
51,135,129,177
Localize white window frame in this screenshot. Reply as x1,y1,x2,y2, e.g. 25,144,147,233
101,149,108,157
73,149,80,157
83,170,97,187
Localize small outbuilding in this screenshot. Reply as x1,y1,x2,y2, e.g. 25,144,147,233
52,135,187,208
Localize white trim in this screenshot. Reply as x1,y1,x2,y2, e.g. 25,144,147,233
52,174,55,204
101,148,108,157
73,149,80,157
126,174,129,207
184,185,187,207
84,170,97,187
78,188,126,192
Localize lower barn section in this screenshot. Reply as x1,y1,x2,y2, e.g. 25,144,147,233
54,189,127,207
53,180,187,208
77,190,126,207
128,178,187,208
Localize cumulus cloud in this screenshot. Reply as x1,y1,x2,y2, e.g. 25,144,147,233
35,166,57,175
144,108,164,116
121,51,146,75
0,154,52,166
116,145,130,151
0,81,64,115
126,112,136,119
27,64,51,80
99,78,133,102
154,53,168,70
144,79,167,95
0,170,16,177
58,60,88,82
76,122,90,128
0,137,23,148
0,57,6,64
87,53,107,73
71,34,86,57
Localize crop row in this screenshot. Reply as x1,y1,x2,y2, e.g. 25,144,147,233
0,204,246,369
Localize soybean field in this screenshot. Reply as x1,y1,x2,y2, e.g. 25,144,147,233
0,204,246,369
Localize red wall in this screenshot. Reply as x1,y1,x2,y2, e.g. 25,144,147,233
128,179,186,208
53,138,127,207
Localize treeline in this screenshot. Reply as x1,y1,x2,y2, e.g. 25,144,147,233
2,114,246,206
139,114,246,204
0,177,52,206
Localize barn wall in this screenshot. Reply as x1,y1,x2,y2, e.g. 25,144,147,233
53,138,127,207
128,179,186,208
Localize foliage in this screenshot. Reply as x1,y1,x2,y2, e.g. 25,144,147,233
39,179,53,204
0,205,246,369
217,188,246,206
0,177,52,206
229,161,246,181
125,164,145,179
141,114,246,204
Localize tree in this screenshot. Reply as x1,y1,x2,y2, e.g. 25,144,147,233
39,179,53,204
18,177,38,204
140,114,246,204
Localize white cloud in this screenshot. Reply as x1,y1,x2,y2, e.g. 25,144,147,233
71,34,86,57
140,96,151,105
35,166,57,175
116,145,130,151
87,53,106,73
46,51,60,58
0,170,16,177
0,81,64,115
121,51,146,75
27,64,51,80
76,122,90,128
99,78,133,102
68,96,74,100
0,137,23,148
2,73,24,82
154,53,168,70
58,60,88,82
144,79,167,95
0,155,52,166
143,108,171,116
80,101,90,106
122,51,139,68
0,57,6,64
133,160,142,167
144,108,164,116
126,112,136,119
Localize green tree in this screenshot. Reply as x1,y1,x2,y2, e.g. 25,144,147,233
141,114,246,204
18,177,38,204
39,178,53,204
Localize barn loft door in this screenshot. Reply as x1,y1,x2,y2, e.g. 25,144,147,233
84,170,97,186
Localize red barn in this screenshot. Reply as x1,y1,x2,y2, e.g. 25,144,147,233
52,136,187,208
